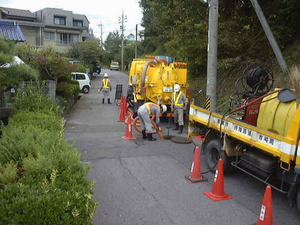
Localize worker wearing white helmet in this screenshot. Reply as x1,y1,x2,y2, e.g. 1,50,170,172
100,73,112,104
137,103,167,141
171,83,188,134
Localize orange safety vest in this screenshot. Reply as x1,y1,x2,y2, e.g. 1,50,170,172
173,91,183,106
144,102,159,115
102,79,110,88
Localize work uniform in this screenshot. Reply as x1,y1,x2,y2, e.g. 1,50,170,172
171,91,188,126
137,103,160,134
100,78,112,103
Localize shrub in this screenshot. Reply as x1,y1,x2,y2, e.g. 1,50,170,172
0,161,19,188
0,84,98,224
13,84,62,116
9,110,63,131
56,81,80,100
0,124,62,165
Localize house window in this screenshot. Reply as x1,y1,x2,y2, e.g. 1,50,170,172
57,33,79,45
73,20,83,27
44,32,55,41
54,16,66,25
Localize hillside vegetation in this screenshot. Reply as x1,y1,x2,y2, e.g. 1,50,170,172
138,0,300,111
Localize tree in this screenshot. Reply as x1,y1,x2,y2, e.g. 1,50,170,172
103,31,122,64
67,39,104,71
32,52,76,85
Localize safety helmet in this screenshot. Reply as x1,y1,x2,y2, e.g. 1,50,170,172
160,104,167,113
174,84,181,92
104,73,108,78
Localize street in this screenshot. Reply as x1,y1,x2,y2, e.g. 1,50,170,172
64,69,300,225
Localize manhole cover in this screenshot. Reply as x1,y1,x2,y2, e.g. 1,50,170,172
171,136,192,144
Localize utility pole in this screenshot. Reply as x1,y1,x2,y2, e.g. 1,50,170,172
135,24,138,58
100,22,103,46
206,0,218,112
97,22,103,46
119,11,127,72
250,0,288,72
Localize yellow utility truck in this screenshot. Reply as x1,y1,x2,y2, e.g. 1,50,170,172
188,67,300,210
127,55,189,116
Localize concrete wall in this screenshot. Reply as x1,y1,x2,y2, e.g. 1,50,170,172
20,26,41,46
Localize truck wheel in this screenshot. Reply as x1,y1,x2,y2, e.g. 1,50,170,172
205,139,233,174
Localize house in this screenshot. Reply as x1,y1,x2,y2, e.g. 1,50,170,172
0,6,94,53
0,7,43,45
127,33,135,41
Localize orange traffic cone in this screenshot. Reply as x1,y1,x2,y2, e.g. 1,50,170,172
118,100,125,122
124,97,129,115
204,158,231,201
122,116,136,140
257,185,273,225
118,94,124,108
185,146,207,183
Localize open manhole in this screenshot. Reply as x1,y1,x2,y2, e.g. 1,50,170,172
171,136,192,144
162,135,173,140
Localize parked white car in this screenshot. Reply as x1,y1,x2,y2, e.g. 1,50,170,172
71,72,91,94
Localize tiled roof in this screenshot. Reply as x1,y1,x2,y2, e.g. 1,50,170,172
0,7,36,18
0,20,26,42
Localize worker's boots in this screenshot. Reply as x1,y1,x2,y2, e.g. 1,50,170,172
102,99,105,104
178,125,183,134
148,133,157,141
173,123,179,130
108,98,112,104
142,130,147,140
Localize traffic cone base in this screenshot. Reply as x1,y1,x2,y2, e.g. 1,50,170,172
192,135,205,141
204,191,231,201
122,135,136,140
185,175,207,183
204,158,232,201
185,146,207,183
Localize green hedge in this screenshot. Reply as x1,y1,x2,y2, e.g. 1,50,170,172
0,88,98,224
56,81,80,100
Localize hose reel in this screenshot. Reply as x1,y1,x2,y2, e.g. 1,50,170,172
237,65,274,97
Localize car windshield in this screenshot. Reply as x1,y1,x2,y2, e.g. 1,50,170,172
112,62,119,66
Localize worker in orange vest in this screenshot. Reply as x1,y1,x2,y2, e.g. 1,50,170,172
137,103,167,141
100,73,112,104
171,84,188,134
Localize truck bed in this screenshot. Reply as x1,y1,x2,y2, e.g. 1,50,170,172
188,104,299,166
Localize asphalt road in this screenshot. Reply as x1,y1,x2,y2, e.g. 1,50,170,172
64,69,300,225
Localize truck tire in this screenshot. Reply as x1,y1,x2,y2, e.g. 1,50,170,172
205,139,233,174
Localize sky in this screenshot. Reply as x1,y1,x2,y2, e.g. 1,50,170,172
1,0,144,42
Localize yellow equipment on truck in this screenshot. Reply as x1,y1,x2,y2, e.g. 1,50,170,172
127,55,188,116
188,66,300,211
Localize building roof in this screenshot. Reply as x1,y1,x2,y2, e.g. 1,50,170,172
0,7,36,19
0,20,26,42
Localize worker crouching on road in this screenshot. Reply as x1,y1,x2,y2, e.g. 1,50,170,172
171,84,188,134
137,103,167,141
100,73,112,104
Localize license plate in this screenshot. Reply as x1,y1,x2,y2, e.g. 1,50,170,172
163,87,173,92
